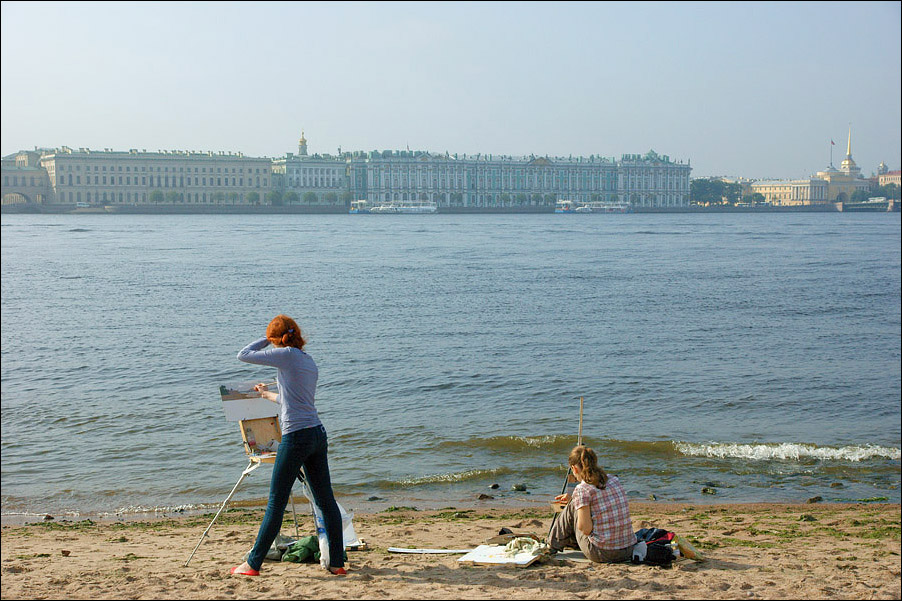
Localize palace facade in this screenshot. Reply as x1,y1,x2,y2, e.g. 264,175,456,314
33,147,272,206
345,149,689,209
2,133,692,210
272,133,691,209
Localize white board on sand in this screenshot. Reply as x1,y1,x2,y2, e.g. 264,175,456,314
458,544,542,568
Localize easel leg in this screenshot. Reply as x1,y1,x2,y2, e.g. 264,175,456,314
185,459,260,567
290,492,300,539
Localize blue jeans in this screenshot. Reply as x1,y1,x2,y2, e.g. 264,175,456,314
247,425,344,570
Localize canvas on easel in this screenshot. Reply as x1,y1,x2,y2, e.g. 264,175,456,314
219,381,281,457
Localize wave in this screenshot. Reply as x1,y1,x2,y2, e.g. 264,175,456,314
392,467,513,486
368,465,568,489
433,435,901,464
437,434,576,452
674,441,901,462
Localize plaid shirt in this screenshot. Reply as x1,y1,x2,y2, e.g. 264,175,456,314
571,476,636,550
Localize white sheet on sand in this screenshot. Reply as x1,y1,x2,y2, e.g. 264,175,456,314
458,544,541,566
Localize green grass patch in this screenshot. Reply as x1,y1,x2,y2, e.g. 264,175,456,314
718,537,780,549
686,536,720,550
856,525,901,540
113,553,146,562
433,510,476,520
30,519,97,532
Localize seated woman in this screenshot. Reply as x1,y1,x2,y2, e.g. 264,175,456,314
548,445,637,563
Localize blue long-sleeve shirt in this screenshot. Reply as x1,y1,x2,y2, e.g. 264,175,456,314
237,337,321,435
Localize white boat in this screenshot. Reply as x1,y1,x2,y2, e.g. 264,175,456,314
557,199,631,213
349,200,370,214
584,201,631,213
554,200,579,213
370,200,437,214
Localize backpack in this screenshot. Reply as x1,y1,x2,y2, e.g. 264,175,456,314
632,527,677,568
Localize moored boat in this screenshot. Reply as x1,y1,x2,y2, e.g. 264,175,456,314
370,200,437,214
349,200,371,214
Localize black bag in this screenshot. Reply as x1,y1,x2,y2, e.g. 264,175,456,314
633,527,676,568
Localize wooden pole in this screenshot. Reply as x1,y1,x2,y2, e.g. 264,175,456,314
577,396,584,447
549,396,586,540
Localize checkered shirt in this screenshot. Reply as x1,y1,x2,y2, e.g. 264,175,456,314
571,476,636,550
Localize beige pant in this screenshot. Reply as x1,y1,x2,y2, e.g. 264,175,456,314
548,500,634,563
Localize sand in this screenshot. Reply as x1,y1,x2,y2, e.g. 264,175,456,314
2,502,899,600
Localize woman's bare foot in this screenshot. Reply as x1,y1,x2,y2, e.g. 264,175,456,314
230,561,260,576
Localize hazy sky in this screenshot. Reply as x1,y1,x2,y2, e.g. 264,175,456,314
2,1,900,179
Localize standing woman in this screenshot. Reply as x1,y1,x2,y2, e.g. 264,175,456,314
548,445,637,563
230,314,346,576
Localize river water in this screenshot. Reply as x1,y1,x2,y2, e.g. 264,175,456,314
1,212,899,519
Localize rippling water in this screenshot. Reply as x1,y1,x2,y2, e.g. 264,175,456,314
1,212,899,517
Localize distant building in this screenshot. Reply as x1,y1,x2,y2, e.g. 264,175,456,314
271,131,349,206
878,169,900,187
751,126,870,205
749,178,830,206
274,134,691,210
348,149,690,209
1,134,692,209
1,151,52,204
33,147,272,206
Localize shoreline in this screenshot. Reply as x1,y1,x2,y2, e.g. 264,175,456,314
3,202,897,215
2,501,899,599
4,490,898,527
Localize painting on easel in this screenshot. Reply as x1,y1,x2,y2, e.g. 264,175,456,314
219,381,281,456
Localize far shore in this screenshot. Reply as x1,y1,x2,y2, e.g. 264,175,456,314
2,501,899,600
5,202,897,215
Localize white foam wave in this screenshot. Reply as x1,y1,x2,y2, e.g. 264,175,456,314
112,503,207,515
674,442,901,462
397,468,506,486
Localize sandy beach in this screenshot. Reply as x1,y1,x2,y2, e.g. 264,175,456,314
2,501,899,600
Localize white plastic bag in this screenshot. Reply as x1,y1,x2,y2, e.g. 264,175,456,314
302,480,358,568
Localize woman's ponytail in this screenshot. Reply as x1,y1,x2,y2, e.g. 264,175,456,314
568,445,609,489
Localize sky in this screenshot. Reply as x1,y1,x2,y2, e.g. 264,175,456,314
1,1,900,180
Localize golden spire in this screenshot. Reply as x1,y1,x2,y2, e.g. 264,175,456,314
846,124,852,158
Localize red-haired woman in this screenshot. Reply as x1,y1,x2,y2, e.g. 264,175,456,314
548,445,637,563
230,315,346,576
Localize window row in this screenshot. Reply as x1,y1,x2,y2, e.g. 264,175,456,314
54,174,268,187
52,163,270,174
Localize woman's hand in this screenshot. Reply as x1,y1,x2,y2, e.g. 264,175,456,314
554,493,570,504
254,383,278,403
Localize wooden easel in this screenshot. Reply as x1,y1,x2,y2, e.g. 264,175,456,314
184,415,302,567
